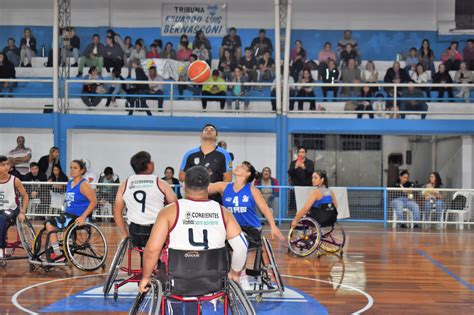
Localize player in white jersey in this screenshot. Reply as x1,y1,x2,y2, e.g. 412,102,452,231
139,166,249,293
113,151,177,248
0,155,29,266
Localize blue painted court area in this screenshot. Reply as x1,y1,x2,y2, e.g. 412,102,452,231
39,282,328,314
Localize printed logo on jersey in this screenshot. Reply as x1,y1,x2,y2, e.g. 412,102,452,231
242,195,249,203
194,157,200,165
65,192,75,207
129,179,154,190
0,192,7,206
183,210,220,226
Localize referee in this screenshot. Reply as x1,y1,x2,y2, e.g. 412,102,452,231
179,124,232,202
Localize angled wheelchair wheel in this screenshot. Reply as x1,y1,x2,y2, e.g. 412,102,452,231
262,236,285,295
104,237,129,296
129,278,162,315
17,217,36,258
64,222,108,271
287,217,321,257
319,222,346,254
228,280,256,315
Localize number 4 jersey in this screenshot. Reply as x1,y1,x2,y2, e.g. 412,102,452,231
123,175,167,225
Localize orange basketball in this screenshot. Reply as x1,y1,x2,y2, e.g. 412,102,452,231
187,60,211,83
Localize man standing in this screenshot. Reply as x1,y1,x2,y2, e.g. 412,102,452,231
8,136,32,176
288,146,314,187
180,124,232,203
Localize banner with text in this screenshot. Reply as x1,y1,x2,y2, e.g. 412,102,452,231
162,3,227,37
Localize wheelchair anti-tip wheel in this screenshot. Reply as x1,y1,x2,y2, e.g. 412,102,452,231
262,236,285,295
16,216,36,258
129,278,162,315
319,222,346,255
287,217,322,257
104,236,129,296
64,222,108,271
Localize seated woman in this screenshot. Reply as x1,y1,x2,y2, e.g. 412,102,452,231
81,66,105,107
44,159,97,261
291,170,338,229
296,68,316,111
422,172,444,227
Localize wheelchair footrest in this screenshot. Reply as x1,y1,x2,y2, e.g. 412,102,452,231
245,268,261,277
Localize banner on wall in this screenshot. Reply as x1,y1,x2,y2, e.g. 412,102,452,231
161,3,227,36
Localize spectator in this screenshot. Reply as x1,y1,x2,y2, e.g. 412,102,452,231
339,44,359,69
373,92,388,118
432,63,454,101
418,39,435,73
441,41,463,71
341,58,362,97
254,167,280,216
2,38,20,67
227,66,250,110
321,59,339,100
288,146,314,187
361,60,378,93
148,66,164,112
192,42,210,63
104,67,126,107
123,36,133,58
454,61,472,102
38,146,61,178
271,66,296,111
177,41,192,61
23,162,47,201
218,48,237,81
82,159,98,184
258,50,276,83
355,86,374,119
103,36,124,73
98,166,120,206
400,81,428,119
390,170,421,228
8,157,23,180
250,29,273,60
152,39,163,55
49,164,68,182
220,27,242,61
180,34,191,49
0,53,16,97
177,54,200,98
106,29,126,53
126,59,151,116
217,140,234,161
161,42,177,60
8,136,31,175
61,27,80,67
337,30,358,53
384,61,410,96
77,34,104,77
161,166,182,199
193,30,212,64
201,69,226,110
422,172,445,226
290,40,306,81
81,66,105,108
318,42,337,76
405,47,419,74
146,43,160,59
463,39,474,70
296,68,316,111
240,47,258,82
411,63,430,97
19,27,36,67
128,40,146,77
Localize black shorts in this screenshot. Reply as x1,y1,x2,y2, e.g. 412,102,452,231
46,213,79,229
129,222,153,248
309,204,338,227
0,208,20,227
241,226,262,249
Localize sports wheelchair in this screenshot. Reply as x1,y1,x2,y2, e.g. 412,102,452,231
27,215,108,272
288,216,345,257
129,247,256,315
0,215,36,268
243,234,285,303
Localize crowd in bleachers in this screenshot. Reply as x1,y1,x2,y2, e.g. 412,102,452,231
1,27,474,115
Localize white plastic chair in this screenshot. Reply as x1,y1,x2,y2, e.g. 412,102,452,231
443,192,472,230
49,190,65,215
392,208,414,229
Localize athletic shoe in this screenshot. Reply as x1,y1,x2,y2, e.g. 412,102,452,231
0,260,6,268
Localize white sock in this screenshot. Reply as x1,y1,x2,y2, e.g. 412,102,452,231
52,243,61,255
0,248,4,258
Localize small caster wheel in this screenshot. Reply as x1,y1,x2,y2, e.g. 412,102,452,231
287,248,291,254
255,295,263,303
113,291,118,301
45,267,51,273
101,264,107,270
29,264,36,272
0,260,7,268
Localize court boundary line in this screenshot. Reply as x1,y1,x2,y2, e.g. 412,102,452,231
282,275,374,314
416,249,474,291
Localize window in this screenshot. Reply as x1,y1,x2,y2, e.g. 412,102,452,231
456,0,474,30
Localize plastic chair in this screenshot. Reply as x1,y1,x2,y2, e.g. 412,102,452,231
443,192,472,230
392,208,414,228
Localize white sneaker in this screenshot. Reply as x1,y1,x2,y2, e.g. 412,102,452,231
239,275,252,291
111,101,118,107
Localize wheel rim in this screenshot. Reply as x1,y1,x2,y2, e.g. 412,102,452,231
65,223,107,271
287,217,321,257
104,237,129,295
17,217,36,257
262,237,284,294
319,223,345,253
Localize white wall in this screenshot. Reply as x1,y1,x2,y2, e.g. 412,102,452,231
68,130,276,180
0,128,54,163
436,137,462,188
0,0,450,30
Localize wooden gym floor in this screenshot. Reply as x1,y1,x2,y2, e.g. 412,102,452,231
0,222,473,314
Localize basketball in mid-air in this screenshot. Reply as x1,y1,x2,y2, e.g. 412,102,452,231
187,60,211,83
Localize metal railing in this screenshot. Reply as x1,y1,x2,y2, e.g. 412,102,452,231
0,78,54,111
19,182,474,228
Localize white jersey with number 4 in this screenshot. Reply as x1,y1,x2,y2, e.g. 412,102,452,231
123,174,166,225
169,199,227,250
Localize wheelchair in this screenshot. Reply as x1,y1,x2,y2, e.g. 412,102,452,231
243,235,285,303
288,216,345,257
28,215,108,272
129,247,256,315
0,215,36,267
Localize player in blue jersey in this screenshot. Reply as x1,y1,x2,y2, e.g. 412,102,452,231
290,170,338,229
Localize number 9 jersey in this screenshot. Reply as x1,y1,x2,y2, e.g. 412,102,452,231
123,174,167,225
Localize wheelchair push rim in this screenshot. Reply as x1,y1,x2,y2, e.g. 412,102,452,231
104,236,129,296
287,217,322,257
129,278,162,315
262,236,285,295
319,222,345,254
229,280,256,315
16,216,36,258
